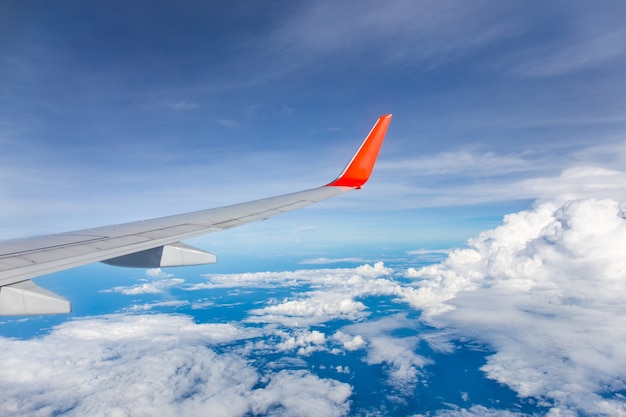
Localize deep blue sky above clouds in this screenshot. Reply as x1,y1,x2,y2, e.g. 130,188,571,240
3,2,626,416
2,0,625,251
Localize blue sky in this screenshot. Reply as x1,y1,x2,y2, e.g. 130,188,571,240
2,1,626,252
3,3,626,415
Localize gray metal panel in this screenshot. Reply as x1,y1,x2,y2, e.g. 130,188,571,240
0,280,71,315
136,224,210,240
0,256,36,269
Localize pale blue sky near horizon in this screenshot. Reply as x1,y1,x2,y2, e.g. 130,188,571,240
2,0,626,254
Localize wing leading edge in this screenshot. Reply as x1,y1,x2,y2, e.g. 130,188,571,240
0,114,392,315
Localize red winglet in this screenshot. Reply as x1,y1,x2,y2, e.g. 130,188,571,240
328,114,392,188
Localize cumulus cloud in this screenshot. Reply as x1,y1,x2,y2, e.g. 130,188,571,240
274,329,327,356
90,172,626,415
249,293,368,326
146,268,173,279
406,196,626,415
185,262,431,394
204,167,626,414
189,270,303,290
332,331,366,351
0,314,351,417
234,262,404,326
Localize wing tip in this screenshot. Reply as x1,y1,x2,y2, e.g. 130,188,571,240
327,114,392,188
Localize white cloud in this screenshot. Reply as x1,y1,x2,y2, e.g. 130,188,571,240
249,293,368,326
406,196,626,415
107,278,185,295
378,150,537,177
515,27,626,77
238,262,403,326
332,331,366,351
250,370,352,417
190,299,214,310
335,365,350,374
406,249,453,256
365,335,425,392
264,0,515,71
0,314,350,417
216,118,238,128
521,166,626,203
342,315,431,395
146,268,173,279
165,100,198,111
104,269,185,295
372,147,626,209
274,329,327,356
127,300,190,311
299,257,370,265
185,262,434,394
406,249,454,264
417,405,528,416
37,161,626,415
189,270,303,290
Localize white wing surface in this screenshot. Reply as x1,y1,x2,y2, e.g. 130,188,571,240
0,114,392,315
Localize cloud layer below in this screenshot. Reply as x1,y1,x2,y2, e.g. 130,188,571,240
0,314,351,417
3,167,626,416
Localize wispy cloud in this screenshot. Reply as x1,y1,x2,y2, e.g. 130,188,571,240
104,269,184,295
216,118,238,128
428,405,528,417
342,314,431,394
406,249,452,256
299,257,370,265
261,0,516,73
165,100,198,111
106,278,184,295
127,300,190,311
378,150,539,177
371,143,626,209
513,27,626,77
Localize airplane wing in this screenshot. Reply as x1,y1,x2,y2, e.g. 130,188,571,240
0,114,392,315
